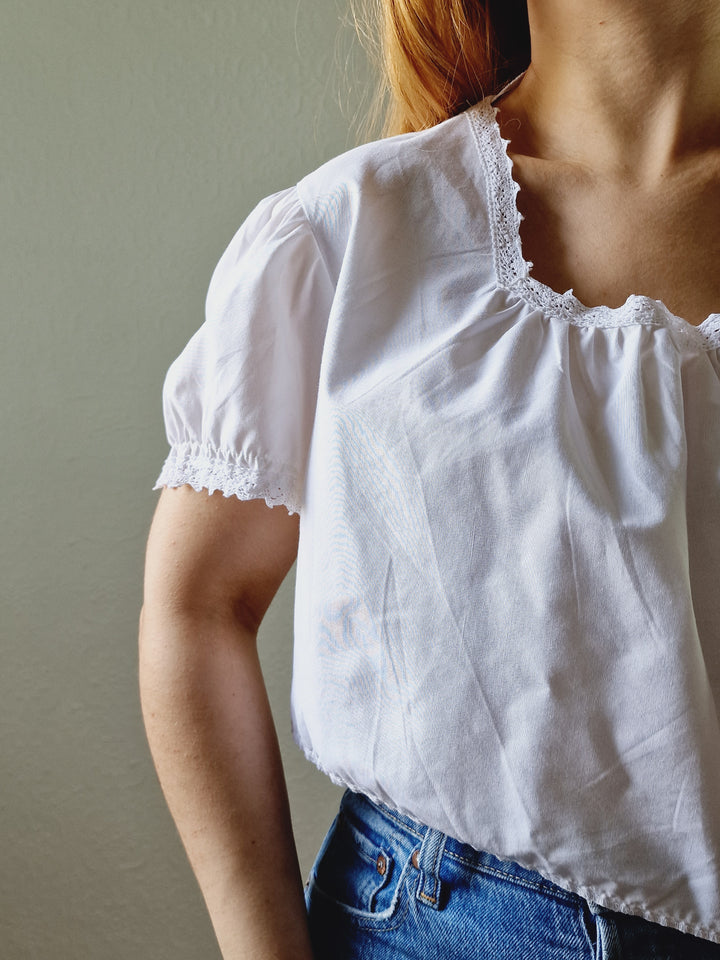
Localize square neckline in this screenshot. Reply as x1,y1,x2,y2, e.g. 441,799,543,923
466,93,720,352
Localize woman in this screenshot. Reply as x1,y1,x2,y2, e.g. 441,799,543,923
139,0,720,957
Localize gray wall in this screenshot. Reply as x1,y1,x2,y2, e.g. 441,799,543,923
2,2,369,956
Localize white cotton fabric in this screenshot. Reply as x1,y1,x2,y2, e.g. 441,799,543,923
155,97,720,943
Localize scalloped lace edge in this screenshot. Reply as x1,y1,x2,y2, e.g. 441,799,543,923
466,100,720,353
297,740,720,944
153,442,301,515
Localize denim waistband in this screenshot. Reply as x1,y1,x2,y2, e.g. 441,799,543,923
340,788,598,913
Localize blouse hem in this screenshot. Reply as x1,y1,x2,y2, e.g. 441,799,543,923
153,441,301,515
297,740,720,945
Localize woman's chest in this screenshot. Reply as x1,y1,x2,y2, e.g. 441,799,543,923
511,154,720,327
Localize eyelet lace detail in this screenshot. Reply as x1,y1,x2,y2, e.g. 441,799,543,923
154,441,301,515
697,313,720,350
466,99,720,352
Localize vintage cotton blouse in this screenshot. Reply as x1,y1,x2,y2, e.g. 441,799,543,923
155,96,720,942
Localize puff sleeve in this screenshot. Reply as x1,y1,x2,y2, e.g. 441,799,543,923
154,186,333,515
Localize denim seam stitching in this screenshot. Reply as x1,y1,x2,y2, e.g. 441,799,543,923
442,849,580,905
307,865,414,932
368,803,425,841
417,832,445,905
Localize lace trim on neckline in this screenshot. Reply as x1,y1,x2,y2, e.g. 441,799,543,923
153,442,300,515
466,99,720,352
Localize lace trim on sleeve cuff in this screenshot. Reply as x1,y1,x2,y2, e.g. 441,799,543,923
153,442,301,515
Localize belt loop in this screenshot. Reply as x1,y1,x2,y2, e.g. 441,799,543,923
587,900,612,918
413,826,447,910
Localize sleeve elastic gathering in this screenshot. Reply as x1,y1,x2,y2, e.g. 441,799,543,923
154,186,334,515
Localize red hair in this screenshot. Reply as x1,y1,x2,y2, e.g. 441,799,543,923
356,0,530,136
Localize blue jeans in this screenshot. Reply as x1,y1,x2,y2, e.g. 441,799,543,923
305,789,720,959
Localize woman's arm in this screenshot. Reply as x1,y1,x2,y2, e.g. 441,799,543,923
139,485,313,960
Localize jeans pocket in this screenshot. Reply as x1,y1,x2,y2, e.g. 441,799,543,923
307,807,413,928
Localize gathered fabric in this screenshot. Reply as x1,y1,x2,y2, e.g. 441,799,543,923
156,96,720,942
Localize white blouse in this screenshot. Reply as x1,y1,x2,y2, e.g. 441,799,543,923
155,97,720,943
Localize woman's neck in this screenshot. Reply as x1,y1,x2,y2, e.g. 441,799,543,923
505,0,720,179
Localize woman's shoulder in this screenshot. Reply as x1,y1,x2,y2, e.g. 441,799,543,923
296,101,493,264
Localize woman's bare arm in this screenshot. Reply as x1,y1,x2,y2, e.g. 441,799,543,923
139,485,313,960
